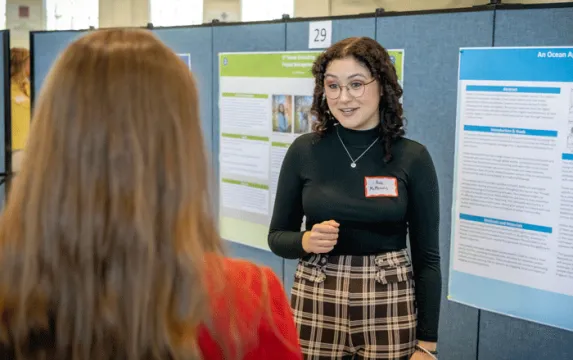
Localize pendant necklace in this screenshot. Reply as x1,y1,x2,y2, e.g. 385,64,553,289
335,125,379,169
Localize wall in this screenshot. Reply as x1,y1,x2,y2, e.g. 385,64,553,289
204,0,240,23
271,0,573,17
294,0,483,16
99,0,149,28
6,0,572,49
6,0,44,48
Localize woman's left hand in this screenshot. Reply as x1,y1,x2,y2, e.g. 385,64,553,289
410,351,436,360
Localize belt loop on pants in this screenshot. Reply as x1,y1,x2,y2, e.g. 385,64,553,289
295,253,329,283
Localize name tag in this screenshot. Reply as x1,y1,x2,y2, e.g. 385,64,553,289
364,176,398,198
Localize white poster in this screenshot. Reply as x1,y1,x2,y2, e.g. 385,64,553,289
449,46,573,332
217,51,319,250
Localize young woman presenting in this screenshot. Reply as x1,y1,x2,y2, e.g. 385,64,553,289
269,37,441,360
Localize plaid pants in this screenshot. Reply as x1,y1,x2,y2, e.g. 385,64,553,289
290,249,417,360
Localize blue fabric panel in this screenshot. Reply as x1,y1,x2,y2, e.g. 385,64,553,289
476,7,573,360
31,25,287,286
479,311,573,360
30,26,214,199
494,7,573,47
31,31,84,98
286,17,376,51
225,241,283,278
212,23,287,281
376,10,494,360
153,27,214,155
33,28,213,152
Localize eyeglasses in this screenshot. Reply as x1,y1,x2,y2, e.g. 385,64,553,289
323,78,376,100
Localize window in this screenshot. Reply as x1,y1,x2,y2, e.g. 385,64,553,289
241,0,294,22
150,0,203,27
45,0,98,30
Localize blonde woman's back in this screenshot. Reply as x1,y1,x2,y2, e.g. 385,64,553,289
0,28,301,360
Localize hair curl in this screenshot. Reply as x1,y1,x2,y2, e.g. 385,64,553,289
310,37,405,162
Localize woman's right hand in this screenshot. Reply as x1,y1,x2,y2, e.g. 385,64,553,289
302,220,339,254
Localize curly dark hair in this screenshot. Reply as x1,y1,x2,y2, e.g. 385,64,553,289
310,37,405,163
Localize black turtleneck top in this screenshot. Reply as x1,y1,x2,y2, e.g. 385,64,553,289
268,124,441,342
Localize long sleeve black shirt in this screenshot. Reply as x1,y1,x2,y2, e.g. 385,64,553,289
268,124,442,342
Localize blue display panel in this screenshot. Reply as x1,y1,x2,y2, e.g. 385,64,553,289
32,31,84,99
31,27,214,172
376,10,494,360
31,24,288,285
212,22,288,281
475,6,573,360
286,16,376,51
153,27,214,154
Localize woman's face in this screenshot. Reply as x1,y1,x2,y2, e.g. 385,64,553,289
278,103,284,112
323,57,381,131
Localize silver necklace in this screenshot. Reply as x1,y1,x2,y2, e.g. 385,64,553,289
335,125,379,169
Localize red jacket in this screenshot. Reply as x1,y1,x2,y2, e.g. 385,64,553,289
198,258,303,359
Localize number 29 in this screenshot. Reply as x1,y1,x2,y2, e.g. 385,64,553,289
314,28,327,42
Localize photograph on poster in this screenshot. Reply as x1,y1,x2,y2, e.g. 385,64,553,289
294,96,313,134
272,95,293,133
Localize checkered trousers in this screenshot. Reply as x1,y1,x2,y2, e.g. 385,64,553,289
290,249,417,360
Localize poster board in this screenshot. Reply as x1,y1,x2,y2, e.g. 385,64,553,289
449,46,573,332
218,50,405,250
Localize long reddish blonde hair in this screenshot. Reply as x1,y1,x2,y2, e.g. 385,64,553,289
0,28,265,359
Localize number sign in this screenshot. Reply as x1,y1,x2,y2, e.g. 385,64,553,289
308,21,332,49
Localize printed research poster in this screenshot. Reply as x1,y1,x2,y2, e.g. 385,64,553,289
217,50,405,250
449,47,573,332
